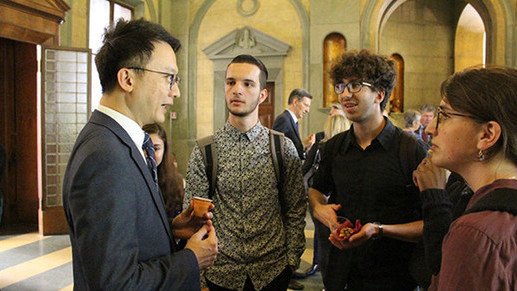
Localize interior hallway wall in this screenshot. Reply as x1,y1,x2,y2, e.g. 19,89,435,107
380,0,455,110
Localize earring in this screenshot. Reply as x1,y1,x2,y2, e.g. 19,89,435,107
478,149,486,161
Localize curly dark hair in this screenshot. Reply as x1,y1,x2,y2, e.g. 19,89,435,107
331,50,396,110
143,123,185,219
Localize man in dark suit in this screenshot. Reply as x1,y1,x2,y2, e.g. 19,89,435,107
272,89,315,160
272,88,314,290
62,19,218,290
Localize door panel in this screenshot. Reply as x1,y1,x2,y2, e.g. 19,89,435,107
0,38,38,230
259,82,275,128
40,46,91,234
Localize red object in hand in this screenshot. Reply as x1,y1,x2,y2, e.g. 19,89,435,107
334,219,362,241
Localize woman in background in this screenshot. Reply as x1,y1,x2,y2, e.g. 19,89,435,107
413,66,517,290
143,123,185,220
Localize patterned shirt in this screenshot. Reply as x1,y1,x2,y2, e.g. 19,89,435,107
186,122,306,290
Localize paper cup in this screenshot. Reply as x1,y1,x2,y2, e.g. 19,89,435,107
192,196,212,217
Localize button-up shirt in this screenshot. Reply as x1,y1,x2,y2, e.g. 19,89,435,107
312,118,426,288
186,122,306,290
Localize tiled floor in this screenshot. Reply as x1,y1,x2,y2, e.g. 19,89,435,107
0,212,324,291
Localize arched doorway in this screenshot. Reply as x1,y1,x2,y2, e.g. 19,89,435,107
455,4,486,71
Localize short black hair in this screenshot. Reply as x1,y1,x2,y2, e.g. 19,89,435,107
331,50,396,110
227,54,268,89
95,18,181,93
288,88,312,104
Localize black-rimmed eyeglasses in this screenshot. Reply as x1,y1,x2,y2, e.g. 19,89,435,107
435,107,476,131
128,67,180,90
334,81,373,95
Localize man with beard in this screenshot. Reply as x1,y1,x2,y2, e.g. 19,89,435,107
185,54,306,291
308,50,427,291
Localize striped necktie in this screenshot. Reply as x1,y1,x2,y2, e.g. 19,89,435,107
142,132,158,184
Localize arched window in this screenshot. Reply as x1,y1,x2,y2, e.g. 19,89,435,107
389,53,404,113
323,33,346,108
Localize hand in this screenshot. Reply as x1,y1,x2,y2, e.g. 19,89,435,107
172,201,214,239
303,134,316,150
329,222,377,250
185,224,218,270
412,157,447,192
313,203,341,229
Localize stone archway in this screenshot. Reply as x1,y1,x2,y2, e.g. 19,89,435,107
362,0,514,65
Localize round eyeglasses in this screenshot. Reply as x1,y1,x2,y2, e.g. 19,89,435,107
435,107,476,131
128,67,180,91
334,81,373,95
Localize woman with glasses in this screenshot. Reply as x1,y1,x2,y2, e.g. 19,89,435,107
413,66,517,290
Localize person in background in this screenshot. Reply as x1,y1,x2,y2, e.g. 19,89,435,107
414,66,517,291
62,19,218,290
273,88,315,159
329,102,345,117
296,114,351,282
143,123,185,220
309,50,427,291
415,104,435,144
186,54,306,291
403,109,422,139
315,102,347,143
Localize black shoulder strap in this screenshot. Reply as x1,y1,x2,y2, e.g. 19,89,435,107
269,129,286,214
270,129,285,191
464,188,517,215
196,135,217,199
399,131,419,184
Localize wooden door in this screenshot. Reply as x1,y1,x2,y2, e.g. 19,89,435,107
0,38,39,231
259,82,275,128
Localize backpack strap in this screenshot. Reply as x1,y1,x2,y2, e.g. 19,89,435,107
464,188,517,215
196,135,217,199
270,129,285,191
269,129,286,214
399,131,419,185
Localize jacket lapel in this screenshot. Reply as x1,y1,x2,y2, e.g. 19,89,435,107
90,111,173,242
286,111,302,144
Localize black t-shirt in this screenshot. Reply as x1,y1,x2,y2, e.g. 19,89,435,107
312,118,427,280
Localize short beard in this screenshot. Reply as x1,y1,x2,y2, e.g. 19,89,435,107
227,96,260,117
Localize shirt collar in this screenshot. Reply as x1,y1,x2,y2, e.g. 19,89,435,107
342,117,396,152
97,104,145,155
223,121,264,142
287,109,298,124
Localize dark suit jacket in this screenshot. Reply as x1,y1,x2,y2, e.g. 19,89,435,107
272,110,304,159
63,110,199,290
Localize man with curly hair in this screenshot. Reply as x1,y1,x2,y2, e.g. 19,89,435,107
308,50,427,290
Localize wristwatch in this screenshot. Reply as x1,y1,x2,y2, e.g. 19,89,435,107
372,222,383,240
